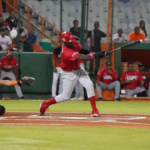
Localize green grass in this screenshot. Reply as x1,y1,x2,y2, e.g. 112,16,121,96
0,100,150,150
0,126,150,150
0,100,150,114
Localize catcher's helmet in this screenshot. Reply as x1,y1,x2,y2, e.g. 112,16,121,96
0,105,5,116
61,32,76,43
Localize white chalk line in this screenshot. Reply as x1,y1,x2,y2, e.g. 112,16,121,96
0,123,65,126
0,114,150,126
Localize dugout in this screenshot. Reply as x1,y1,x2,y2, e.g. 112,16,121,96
114,43,150,77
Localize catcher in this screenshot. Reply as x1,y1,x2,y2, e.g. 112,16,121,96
0,76,35,116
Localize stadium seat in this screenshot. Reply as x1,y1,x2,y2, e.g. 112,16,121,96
129,23,137,29
32,44,47,53
114,1,124,7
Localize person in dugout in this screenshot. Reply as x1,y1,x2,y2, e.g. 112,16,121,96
96,61,120,101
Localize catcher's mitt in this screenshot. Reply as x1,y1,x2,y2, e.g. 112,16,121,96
0,105,5,116
21,76,35,86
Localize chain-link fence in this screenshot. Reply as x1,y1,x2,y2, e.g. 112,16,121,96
0,0,114,82
1,0,150,52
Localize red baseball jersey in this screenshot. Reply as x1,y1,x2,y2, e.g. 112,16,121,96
96,68,118,85
138,71,150,88
61,43,82,71
120,71,143,89
0,56,19,72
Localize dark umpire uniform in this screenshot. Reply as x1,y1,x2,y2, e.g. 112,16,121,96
88,21,106,77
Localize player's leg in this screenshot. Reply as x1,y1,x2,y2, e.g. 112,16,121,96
78,68,99,116
58,68,63,95
7,71,23,98
51,67,60,97
125,89,135,97
146,87,150,97
0,70,7,80
135,87,147,97
96,82,108,99
108,81,120,99
40,71,78,115
77,63,85,99
75,82,84,99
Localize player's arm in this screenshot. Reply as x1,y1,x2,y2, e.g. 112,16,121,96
76,51,108,60
96,71,103,86
7,44,12,50
120,73,132,85
7,36,12,50
79,48,90,55
101,31,107,38
0,79,22,86
0,76,35,86
146,73,150,81
111,71,118,81
138,73,145,88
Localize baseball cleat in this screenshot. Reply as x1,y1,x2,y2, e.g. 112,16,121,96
39,101,49,115
91,109,100,117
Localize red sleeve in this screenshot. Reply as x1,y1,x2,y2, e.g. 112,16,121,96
120,72,125,81
74,40,82,51
111,70,118,81
52,54,56,59
147,72,150,76
13,58,19,68
96,70,103,81
66,50,79,61
0,58,3,67
138,72,143,81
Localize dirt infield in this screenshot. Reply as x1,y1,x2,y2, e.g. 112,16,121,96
0,112,150,128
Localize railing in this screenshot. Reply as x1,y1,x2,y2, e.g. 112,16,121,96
2,0,60,46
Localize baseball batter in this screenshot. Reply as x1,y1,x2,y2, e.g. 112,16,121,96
40,32,108,117
0,50,24,99
51,44,63,97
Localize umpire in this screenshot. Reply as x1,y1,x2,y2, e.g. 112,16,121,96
88,21,106,77
0,105,5,116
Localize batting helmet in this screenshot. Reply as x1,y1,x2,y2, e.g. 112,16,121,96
0,105,5,116
60,32,76,43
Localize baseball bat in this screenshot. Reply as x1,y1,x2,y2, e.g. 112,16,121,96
108,40,143,54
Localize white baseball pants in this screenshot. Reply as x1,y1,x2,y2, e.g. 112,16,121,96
74,63,85,98
51,67,63,97
55,67,95,103
0,70,23,98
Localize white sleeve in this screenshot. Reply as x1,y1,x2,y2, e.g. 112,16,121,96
7,37,12,44
113,34,117,41
123,34,128,41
